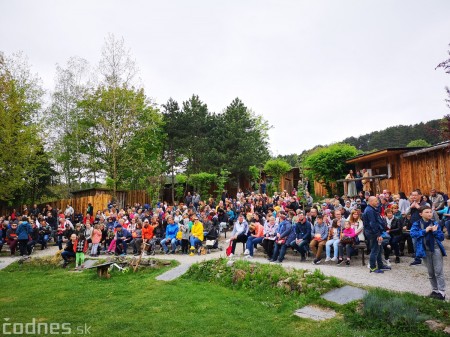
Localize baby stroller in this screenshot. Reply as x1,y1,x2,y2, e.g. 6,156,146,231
205,226,220,253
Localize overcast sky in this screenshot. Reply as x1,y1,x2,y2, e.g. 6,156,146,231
1,0,450,155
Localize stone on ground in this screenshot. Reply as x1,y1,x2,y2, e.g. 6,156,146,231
321,285,367,305
294,305,336,321
156,263,193,281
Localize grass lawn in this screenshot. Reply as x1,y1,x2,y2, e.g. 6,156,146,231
0,258,449,337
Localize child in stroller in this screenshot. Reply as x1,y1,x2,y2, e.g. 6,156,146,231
204,225,220,253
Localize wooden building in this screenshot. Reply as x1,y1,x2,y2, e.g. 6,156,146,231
280,167,300,194
346,141,450,194
44,188,152,215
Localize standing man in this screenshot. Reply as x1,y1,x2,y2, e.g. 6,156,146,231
192,192,200,210
185,192,193,208
363,196,391,273
362,169,371,193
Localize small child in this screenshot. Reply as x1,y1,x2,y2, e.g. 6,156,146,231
410,206,446,300
73,233,88,270
91,224,102,256
337,221,356,266
180,222,190,254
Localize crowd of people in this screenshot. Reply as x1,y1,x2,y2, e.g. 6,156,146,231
0,184,447,299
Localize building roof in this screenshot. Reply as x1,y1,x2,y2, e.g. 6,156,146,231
346,147,423,164
401,141,450,158
71,187,127,195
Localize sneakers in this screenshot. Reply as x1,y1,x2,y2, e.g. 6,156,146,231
228,253,234,259
337,259,344,265
395,257,400,264
435,293,446,301
189,252,194,256
345,260,350,266
273,260,282,264
331,257,337,262
324,257,331,262
380,265,391,270
410,260,422,266
245,255,253,259
370,268,384,273
244,249,250,255
300,255,306,262
428,291,440,299
312,258,321,265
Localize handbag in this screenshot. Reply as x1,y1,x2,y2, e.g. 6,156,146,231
340,236,354,245
226,241,233,256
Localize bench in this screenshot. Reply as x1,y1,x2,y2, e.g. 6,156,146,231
353,242,367,266
86,262,114,278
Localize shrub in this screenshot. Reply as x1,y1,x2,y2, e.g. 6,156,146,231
361,290,429,331
184,258,341,297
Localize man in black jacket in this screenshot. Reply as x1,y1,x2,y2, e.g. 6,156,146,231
290,212,312,261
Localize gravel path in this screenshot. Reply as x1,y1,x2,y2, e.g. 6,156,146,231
1,238,449,298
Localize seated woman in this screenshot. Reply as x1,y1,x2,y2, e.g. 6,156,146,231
261,216,278,259
190,217,204,255
348,209,364,244
161,216,179,254
228,214,249,258
244,214,264,259
337,221,356,265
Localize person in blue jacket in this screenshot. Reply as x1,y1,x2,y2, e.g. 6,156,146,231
160,216,179,254
269,212,292,263
362,196,390,273
410,206,446,300
17,216,32,257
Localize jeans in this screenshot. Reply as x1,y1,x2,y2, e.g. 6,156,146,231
27,240,37,255
161,238,178,253
326,239,340,258
424,248,446,295
272,242,289,262
116,239,131,254
338,243,353,260
38,235,49,249
443,219,450,238
57,235,64,250
246,236,263,256
61,250,76,261
368,235,383,269
190,237,202,248
290,239,309,258
412,237,421,263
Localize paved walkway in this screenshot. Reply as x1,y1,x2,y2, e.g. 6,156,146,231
1,240,449,298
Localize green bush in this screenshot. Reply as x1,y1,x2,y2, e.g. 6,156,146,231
184,258,341,298
359,290,430,332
